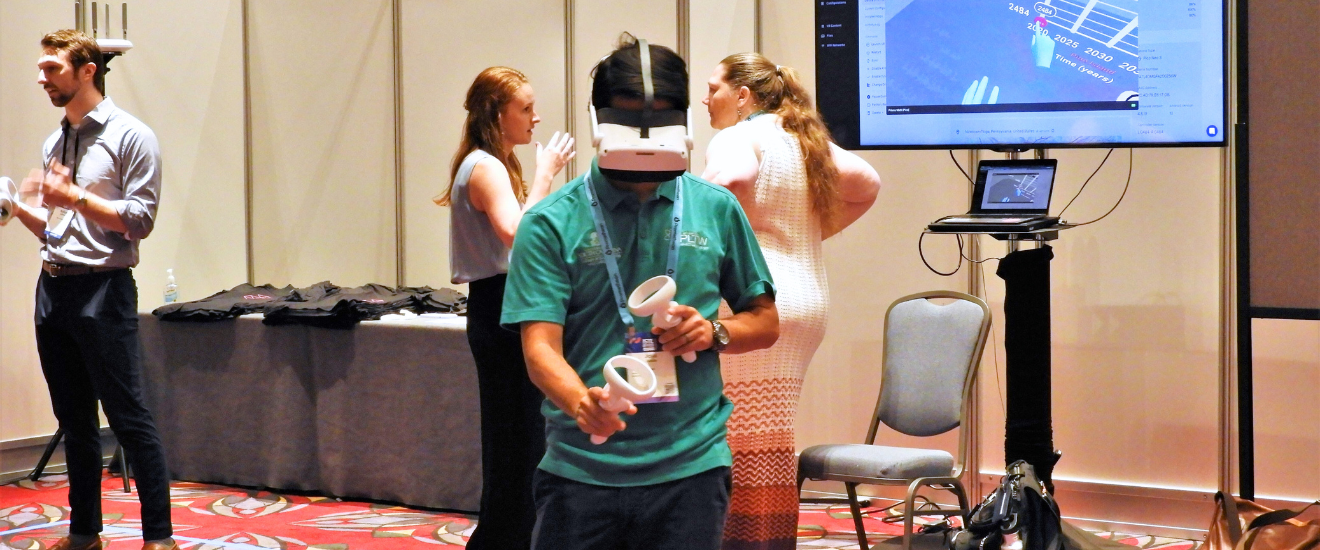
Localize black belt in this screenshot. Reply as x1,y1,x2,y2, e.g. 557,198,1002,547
42,261,128,277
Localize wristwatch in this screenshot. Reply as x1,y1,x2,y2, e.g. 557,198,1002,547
75,187,88,208
710,319,730,353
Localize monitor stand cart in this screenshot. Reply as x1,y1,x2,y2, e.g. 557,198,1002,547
970,147,1070,492
924,225,1071,493
993,228,1069,493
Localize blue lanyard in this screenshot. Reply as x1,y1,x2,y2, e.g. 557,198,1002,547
582,172,683,328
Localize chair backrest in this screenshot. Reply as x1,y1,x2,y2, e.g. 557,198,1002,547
869,291,991,445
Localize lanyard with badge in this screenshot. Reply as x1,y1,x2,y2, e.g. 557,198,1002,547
44,119,82,241
583,172,683,403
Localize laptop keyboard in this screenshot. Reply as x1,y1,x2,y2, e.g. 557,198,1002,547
939,215,1043,224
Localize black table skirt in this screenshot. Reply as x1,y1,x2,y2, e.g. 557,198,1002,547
138,313,481,512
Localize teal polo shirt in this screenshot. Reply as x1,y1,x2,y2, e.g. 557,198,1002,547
501,160,774,487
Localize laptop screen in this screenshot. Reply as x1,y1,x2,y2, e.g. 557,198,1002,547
972,159,1058,215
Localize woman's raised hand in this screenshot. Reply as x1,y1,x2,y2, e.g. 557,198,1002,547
536,131,576,180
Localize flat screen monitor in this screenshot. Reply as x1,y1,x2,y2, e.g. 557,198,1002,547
816,0,1227,149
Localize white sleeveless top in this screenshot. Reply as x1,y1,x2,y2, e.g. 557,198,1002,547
448,149,511,284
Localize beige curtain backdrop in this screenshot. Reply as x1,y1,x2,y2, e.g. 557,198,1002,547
1,0,1315,518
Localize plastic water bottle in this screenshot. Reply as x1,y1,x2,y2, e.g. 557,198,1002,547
164,269,179,303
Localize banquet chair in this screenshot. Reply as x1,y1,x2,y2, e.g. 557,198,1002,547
797,290,991,550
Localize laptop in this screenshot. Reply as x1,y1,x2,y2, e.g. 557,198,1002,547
928,159,1061,233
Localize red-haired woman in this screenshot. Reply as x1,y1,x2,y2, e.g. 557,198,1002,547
434,66,574,550
702,53,881,550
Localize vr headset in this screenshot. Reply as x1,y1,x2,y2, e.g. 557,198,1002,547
590,38,694,183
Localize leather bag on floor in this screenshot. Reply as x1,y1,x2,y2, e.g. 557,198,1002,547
950,461,1061,550
1208,492,1320,550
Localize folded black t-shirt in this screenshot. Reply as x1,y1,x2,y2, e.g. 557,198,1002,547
153,283,296,321
399,285,467,315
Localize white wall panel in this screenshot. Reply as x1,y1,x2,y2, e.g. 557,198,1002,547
248,0,397,287
571,0,677,170
0,0,68,446
112,0,247,309
687,0,756,175
1251,318,1320,501
401,0,567,290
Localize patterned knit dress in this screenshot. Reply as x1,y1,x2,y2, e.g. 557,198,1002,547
720,115,829,550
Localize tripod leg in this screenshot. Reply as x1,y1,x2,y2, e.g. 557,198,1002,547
114,445,130,493
28,429,65,481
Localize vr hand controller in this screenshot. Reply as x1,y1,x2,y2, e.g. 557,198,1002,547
591,355,658,445
628,275,697,362
0,177,17,226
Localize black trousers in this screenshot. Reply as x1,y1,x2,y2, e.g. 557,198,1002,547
464,274,546,550
35,269,173,541
530,467,733,550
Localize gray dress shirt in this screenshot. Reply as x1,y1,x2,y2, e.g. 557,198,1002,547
40,98,161,268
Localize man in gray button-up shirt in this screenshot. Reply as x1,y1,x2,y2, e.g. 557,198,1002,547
11,29,176,550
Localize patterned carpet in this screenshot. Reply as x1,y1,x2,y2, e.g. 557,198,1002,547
0,475,1201,550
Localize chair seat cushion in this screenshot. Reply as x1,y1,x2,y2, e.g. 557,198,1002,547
799,444,954,481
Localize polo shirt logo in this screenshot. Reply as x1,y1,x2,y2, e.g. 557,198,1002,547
679,231,709,250
662,229,710,250
574,231,618,266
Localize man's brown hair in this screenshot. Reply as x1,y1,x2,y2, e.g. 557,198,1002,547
41,29,104,95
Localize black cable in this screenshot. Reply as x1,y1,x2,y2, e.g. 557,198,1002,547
949,150,975,185
919,232,963,276
1056,148,1114,218
1071,148,1134,226
827,495,947,524
959,237,1002,265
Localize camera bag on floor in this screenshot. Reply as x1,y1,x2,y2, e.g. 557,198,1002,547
1207,492,1320,550
951,460,1062,550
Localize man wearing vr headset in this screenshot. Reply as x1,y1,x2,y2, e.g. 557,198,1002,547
500,36,779,549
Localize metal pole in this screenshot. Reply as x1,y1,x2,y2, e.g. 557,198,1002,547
754,0,762,53
965,148,983,501
676,0,690,62
1228,0,1254,501
677,0,689,171
564,0,577,178
392,0,406,287
242,0,255,285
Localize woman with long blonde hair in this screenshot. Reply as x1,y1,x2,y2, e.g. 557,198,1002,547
702,53,881,550
435,66,573,550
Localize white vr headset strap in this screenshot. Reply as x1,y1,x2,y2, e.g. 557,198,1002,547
638,38,654,139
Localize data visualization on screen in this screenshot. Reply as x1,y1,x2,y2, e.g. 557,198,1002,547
817,0,1226,149
979,167,1055,211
